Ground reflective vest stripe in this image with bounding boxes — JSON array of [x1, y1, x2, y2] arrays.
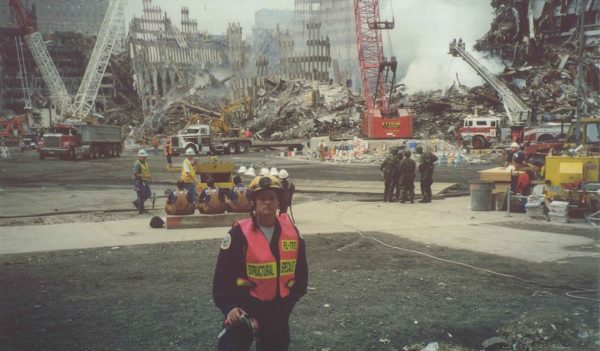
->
[[238, 213, 299, 301], [136, 160, 150, 180], [180, 159, 196, 183]]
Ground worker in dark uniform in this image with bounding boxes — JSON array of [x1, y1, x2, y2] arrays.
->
[[278, 169, 295, 214], [399, 150, 416, 204], [416, 146, 438, 203], [380, 148, 399, 202], [391, 149, 404, 202], [198, 177, 227, 214], [213, 175, 308, 351], [225, 175, 251, 213]]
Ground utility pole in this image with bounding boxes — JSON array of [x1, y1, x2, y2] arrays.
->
[[575, 0, 588, 144]]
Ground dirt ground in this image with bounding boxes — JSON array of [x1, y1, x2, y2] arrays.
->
[[0, 231, 597, 351]]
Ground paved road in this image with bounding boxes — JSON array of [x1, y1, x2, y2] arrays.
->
[[0, 148, 493, 188]]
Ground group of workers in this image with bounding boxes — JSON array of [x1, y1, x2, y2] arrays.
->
[[132, 147, 295, 216], [380, 146, 438, 203]]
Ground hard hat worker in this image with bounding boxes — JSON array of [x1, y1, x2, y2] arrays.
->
[[213, 175, 308, 351], [180, 148, 199, 204], [277, 169, 295, 214], [504, 142, 524, 168], [133, 149, 152, 214], [225, 175, 251, 213], [198, 177, 227, 214]]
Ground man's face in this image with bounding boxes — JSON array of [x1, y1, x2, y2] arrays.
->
[[511, 146, 518, 151], [255, 189, 279, 218], [138, 156, 147, 162]]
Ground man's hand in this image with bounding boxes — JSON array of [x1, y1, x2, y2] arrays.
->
[[224, 307, 248, 327]]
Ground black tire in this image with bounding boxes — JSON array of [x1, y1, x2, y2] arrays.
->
[[39, 152, 45, 160], [239, 142, 249, 153], [472, 136, 486, 149], [227, 143, 237, 154]]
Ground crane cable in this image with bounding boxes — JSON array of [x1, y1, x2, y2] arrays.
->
[[334, 201, 600, 302]]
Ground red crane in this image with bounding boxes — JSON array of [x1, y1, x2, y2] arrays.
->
[[354, 0, 413, 139]]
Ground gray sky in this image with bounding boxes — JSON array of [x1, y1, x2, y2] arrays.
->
[[125, 0, 499, 92], [125, 0, 293, 34]]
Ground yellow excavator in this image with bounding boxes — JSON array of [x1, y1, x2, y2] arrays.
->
[[186, 97, 252, 137]]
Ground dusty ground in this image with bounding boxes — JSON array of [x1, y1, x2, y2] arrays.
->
[[0, 149, 598, 350], [0, 232, 598, 351]]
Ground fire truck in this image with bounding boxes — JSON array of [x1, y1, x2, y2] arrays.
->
[[460, 115, 568, 149], [449, 40, 566, 149]]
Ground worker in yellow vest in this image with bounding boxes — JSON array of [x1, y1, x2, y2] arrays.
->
[[133, 149, 152, 214], [180, 148, 199, 204], [213, 175, 308, 350]]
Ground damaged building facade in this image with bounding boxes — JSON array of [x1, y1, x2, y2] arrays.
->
[[0, 0, 121, 114], [127, 0, 228, 113]]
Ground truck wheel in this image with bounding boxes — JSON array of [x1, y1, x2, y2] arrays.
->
[[39, 152, 45, 160], [227, 143, 237, 154], [239, 142, 249, 153], [472, 136, 486, 149]]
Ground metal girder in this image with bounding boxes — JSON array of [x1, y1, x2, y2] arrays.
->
[[24, 32, 71, 113], [354, 0, 386, 110], [72, 0, 124, 117]]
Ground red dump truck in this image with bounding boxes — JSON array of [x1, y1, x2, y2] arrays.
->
[[38, 123, 123, 160]]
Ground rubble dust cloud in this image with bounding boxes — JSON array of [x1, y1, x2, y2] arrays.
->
[[384, 0, 498, 93]]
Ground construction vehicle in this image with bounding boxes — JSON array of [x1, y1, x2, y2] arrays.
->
[[38, 123, 123, 160], [0, 115, 27, 145], [449, 40, 566, 149], [9, 0, 123, 121], [524, 117, 600, 157], [354, 0, 413, 139], [171, 98, 254, 155]]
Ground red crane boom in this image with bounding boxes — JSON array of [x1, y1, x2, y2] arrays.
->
[[354, 0, 413, 139]]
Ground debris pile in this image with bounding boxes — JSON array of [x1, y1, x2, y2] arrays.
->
[[248, 79, 362, 140], [474, 0, 600, 117]]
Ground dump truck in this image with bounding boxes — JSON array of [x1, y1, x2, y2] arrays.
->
[[38, 123, 123, 160]]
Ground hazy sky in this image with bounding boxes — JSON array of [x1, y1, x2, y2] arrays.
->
[[125, 0, 500, 92]]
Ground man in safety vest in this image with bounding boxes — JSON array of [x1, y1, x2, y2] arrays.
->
[[164, 137, 173, 166], [180, 148, 199, 204], [132, 149, 152, 214], [213, 175, 308, 351], [198, 177, 227, 214], [224, 175, 251, 213]]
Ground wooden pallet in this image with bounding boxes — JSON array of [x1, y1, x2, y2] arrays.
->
[[166, 212, 248, 229]]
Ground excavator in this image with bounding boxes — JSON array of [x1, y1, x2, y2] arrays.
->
[[186, 97, 253, 137]]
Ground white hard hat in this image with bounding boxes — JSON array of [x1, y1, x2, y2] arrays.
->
[[278, 169, 289, 179], [510, 142, 519, 148], [245, 167, 256, 177], [185, 148, 196, 155], [138, 149, 148, 157], [259, 167, 270, 176], [238, 165, 248, 174], [270, 167, 279, 176]]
